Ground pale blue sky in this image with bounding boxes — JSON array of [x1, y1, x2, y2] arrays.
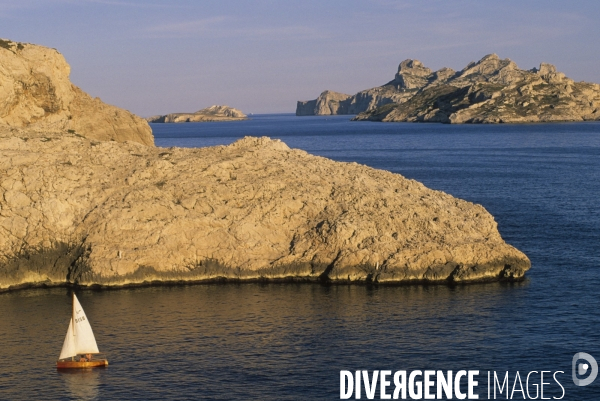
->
[[2, 0, 599, 115]]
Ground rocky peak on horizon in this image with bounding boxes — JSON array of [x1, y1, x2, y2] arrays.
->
[[536, 62, 557, 75], [393, 59, 433, 89], [353, 55, 600, 124], [297, 53, 598, 123], [390, 54, 530, 91], [450, 53, 527, 86]]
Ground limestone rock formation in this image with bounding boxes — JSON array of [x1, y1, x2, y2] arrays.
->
[[298, 53, 600, 124], [297, 86, 411, 116], [354, 55, 600, 123], [0, 39, 153, 145], [147, 105, 247, 123], [393, 59, 434, 89], [295, 58, 447, 116], [0, 128, 530, 289], [296, 91, 353, 116]]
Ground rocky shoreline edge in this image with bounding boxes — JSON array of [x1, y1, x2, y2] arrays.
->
[[0, 270, 528, 295], [1, 238, 528, 293]]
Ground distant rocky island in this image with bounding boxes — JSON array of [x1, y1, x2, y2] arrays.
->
[[0, 39, 530, 291], [147, 105, 247, 123], [297, 54, 600, 124]]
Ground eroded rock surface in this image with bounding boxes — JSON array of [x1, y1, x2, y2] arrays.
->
[[0, 129, 529, 288], [147, 105, 247, 123], [0, 39, 153, 145]]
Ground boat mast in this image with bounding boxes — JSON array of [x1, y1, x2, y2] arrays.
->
[[72, 292, 76, 361], [72, 292, 76, 336]]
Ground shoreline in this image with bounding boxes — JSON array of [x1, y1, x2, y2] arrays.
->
[[0, 274, 528, 294]]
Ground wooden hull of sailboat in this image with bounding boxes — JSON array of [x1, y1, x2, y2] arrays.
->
[[56, 359, 108, 369]]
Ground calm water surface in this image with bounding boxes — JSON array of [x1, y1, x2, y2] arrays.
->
[[1, 115, 599, 400]]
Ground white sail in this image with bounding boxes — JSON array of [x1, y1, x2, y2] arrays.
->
[[58, 294, 100, 360], [59, 319, 77, 360]]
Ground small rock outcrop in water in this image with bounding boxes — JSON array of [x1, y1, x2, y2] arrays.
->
[[298, 54, 600, 124], [0, 129, 529, 289], [0, 39, 153, 145], [147, 105, 247, 123]]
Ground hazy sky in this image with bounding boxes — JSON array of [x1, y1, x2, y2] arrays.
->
[[2, 0, 600, 115]]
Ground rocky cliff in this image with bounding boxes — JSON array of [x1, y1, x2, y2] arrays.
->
[[0, 39, 153, 145], [354, 55, 600, 123], [147, 105, 247, 123], [299, 54, 600, 124], [296, 87, 411, 116], [296, 59, 437, 116], [296, 91, 352, 115], [0, 128, 529, 289]]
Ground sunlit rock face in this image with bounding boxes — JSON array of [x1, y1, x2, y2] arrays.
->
[[0, 38, 153, 145], [0, 131, 529, 288]]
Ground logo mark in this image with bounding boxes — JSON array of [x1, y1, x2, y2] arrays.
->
[[572, 352, 598, 386]]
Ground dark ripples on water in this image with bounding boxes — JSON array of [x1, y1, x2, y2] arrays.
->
[[1, 115, 599, 400]]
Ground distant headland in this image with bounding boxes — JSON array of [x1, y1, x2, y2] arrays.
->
[[146, 105, 247, 123], [0, 39, 530, 291], [297, 54, 600, 124]]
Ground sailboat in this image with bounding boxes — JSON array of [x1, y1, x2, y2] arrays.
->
[[56, 293, 108, 369]]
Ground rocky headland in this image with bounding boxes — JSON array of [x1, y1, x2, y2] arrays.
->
[[147, 105, 247, 123], [0, 130, 530, 289], [0, 40, 530, 290], [298, 54, 600, 124]]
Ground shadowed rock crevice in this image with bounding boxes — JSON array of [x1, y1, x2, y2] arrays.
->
[[0, 240, 91, 287], [318, 251, 342, 282]]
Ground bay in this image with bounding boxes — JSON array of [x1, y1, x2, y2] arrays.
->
[[1, 115, 599, 399]]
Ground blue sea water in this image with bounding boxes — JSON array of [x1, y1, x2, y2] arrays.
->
[[0, 115, 599, 400]]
